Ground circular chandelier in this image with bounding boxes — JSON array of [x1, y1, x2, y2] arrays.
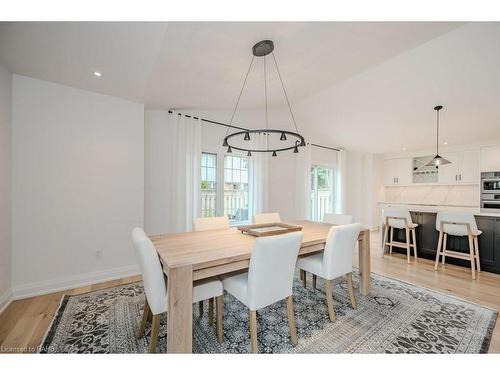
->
[[223, 40, 306, 157]]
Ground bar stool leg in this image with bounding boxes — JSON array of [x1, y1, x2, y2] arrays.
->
[[468, 234, 476, 280], [382, 224, 389, 256], [474, 236, 481, 272], [442, 234, 448, 265], [405, 227, 411, 264], [389, 227, 394, 254], [411, 228, 418, 260], [434, 231, 443, 270]]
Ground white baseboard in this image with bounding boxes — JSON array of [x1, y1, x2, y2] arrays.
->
[[0, 288, 13, 314], [12, 264, 140, 300]]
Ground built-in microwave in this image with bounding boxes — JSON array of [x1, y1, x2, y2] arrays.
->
[[481, 172, 500, 194], [481, 172, 500, 211]]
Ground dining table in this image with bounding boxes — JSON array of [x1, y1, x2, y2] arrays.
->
[[149, 220, 371, 353]]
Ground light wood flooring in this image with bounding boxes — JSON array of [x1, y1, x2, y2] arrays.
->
[[1, 231, 499, 353]]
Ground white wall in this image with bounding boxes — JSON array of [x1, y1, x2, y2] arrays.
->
[[11, 75, 144, 298], [0, 64, 12, 311]]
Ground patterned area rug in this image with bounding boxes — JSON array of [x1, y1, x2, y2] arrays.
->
[[40, 272, 497, 353]]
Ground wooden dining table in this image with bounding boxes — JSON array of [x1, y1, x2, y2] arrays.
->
[[149, 220, 371, 353]]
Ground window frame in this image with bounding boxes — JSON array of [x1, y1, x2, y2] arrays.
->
[[310, 164, 336, 222], [200, 148, 252, 226]]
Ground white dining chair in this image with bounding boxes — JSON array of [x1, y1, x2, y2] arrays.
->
[[192, 216, 230, 323], [434, 211, 482, 280], [382, 207, 418, 263], [253, 212, 281, 224], [222, 231, 303, 353], [131, 228, 224, 352], [192, 216, 229, 232], [323, 213, 354, 225], [297, 223, 362, 322]]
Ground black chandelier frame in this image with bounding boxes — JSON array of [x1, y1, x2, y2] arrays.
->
[[223, 39, 306, 157]]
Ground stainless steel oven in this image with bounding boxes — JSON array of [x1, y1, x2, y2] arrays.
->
[[481, 172, 500, 211]]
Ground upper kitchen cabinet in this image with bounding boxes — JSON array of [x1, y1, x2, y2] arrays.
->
[[383, 158, 412, 186], [481, 145, 500, 172], [437, 149, 479, 184]]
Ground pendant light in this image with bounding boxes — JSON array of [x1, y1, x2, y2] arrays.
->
[[425, 105, 451, 168]]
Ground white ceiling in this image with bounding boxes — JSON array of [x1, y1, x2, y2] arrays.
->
[[0, 22, 461, 110], [1, 21, 498, 154]]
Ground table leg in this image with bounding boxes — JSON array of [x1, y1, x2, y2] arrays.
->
[[358, 229, 371, 296], [167, 264, 193, 353]]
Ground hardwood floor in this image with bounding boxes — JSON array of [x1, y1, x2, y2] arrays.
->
[[0, 231, 498, 353]]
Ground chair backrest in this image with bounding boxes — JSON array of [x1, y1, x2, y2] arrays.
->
[[323, 213, 354, 225], [247, 231, 303, 310], [253, 212, 281, 225], [193, 216, 229, 232], [383, 207, 413, 229], [435, 211, 478, 236], [131, 228, 167, 315], [322, 223, 362, 280]]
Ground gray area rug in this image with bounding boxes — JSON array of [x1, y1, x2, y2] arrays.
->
[[40, 272, 497, 353]]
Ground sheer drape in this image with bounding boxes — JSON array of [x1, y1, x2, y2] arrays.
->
[[165, 112, 202, 233], [249, 133, 269, 218], [335, 149, 347, 214], [294, 144, 312, 220]]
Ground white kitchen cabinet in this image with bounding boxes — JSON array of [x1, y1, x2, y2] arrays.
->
[[383, 158, 412, 185], [481, 145, 500, 172], [437, 150, 479, 184]]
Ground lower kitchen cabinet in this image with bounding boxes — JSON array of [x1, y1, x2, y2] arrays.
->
[[388, 212, 500, 274]]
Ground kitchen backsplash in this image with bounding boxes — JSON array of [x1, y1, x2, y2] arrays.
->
[[384, 185, 480, 207]]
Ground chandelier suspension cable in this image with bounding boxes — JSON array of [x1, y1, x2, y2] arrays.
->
[[264, 55, 269, 150], [226, 55, 255, 137], [436, 108, 440, 155], [271, 51, 299, 134]]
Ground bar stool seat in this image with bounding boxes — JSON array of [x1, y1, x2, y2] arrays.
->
[[434, 211, 482, 280], [382, 207, 418, 264]]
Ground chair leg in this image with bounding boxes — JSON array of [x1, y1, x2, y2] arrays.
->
[[442, 234, 448, 265], [468, 234, 476, 280], [382, 224, 389, 256], [149, 314, 161, 353], [346, 272, 357, 309], [216, 295, 223, 344], [198, 301, 204, 317], [411, 228, 418, 260], [474, 236, 481, 272], [249, 310, 258, 353], [324, 279, 336, 322], [300, 270, 307, 288], [208, 298, 214, 325], [405, 227, 411, 264], [286, 296, 298, 346], [434, 231, 443, 270], [312, 274, 317, 289], [389, 227, 394, 254], [138, 299, 151, 339]]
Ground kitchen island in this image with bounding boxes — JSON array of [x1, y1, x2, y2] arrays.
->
[[378, 203, 500, 274]]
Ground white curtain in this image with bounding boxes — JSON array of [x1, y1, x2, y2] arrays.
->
[[294, 144, 312, 220], [335, 149, 347, 214], [249, 133, 269, 219], [165, 111, 202, 233]]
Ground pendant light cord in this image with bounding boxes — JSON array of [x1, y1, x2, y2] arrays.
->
[[436, 108, 440, 155], [264, 55, 269, 150]]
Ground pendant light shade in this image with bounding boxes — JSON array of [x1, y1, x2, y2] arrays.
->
[[244, 132, 251, 141], [425, 105, 451, 168]]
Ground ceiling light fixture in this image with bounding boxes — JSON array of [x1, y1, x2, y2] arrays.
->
[[222, 40, 305, 157], [93, 71, 102, 77], [425, 105, 451, 168]]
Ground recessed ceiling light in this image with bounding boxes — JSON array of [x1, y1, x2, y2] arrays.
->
[[93, 71, 102, 77], [443, 141, 448, 145]]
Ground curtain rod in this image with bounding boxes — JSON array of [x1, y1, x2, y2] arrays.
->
[[167, 110, 342, 152]]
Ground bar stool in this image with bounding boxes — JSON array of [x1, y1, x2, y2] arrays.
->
[[434, 211, 481, 280], [382, 207, 418, 263]]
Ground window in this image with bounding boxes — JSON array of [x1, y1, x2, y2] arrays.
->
[[310, 165, 335, 222], [224, 155, 249, 224], [200, 152, 251, 224], [200, 153, 217, 217]]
